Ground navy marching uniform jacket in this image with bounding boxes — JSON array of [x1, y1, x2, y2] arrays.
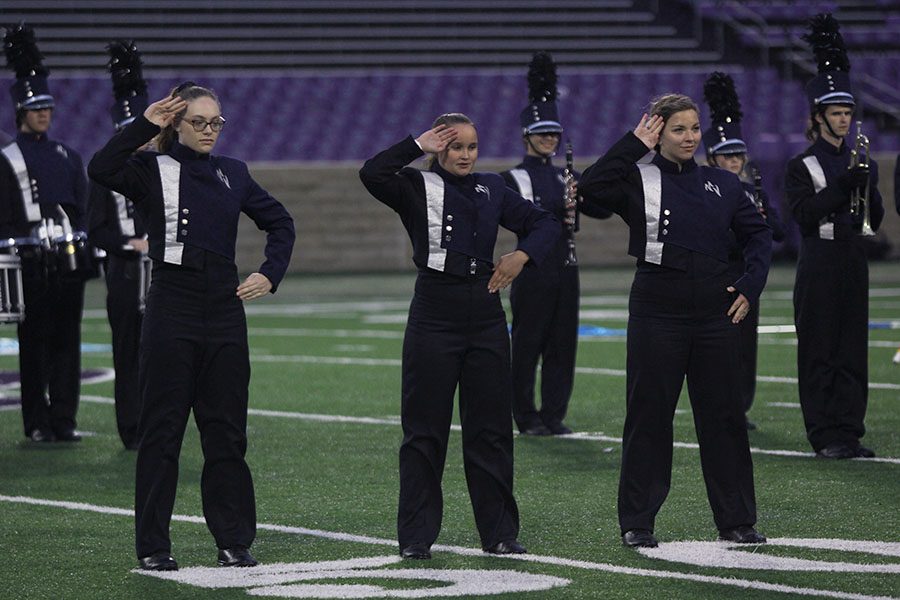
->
[[581, 132, 771, 303], [88, 115, 294, 290]]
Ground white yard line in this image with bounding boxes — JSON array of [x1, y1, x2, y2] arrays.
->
[[0, 494, 894, 600]]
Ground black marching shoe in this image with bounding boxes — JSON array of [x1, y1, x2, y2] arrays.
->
[[217, 546, 258, 567], [54, 428, 82, 442], [138, 552, 179, 571], [545, 422, 574, 436], [484, 539, 527, 555], [400, 544, 432, 560], [29, 428, 55, 443], [622, 529, 658, 548], [815, 442, 856, 459], [520, 424, 552, 436], [718, 525, 767, 544], [854, 445, 876, 458]]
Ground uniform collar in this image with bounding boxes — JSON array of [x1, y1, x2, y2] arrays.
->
[[652, 152, 697, 174], [170, 140, 212, 162], [522, 154, 554, 167], [813, 135, 848, 156], [431, 162, 475, 190], [16, 131, 47, 143]]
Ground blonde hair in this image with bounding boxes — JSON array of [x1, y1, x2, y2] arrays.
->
[[155, 83, 220, 153], [424, 112, 476, 169]]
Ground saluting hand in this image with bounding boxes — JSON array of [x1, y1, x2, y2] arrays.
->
[[726, 286, 751, 324], [143, 96, 188, 128], [237, 272, 272, 301], [634, 113, 664, 150], [488, 250, 529, 293], [416, 124, 458, 154]]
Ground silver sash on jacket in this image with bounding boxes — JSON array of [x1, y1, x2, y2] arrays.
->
[[420, 171, 447, 272], [507, 168, 534, 202], [637, 163, 664, 265], [113, 191, 136, 237], [801, 155, 833, 240], [157, 155, 184, 265], [1, 142, 42, 222]]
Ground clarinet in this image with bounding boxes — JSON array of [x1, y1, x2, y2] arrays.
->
[[563, 141, 577, 267], [750, 164, 765, 214]]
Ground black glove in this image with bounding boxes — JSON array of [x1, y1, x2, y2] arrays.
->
[[837, 166, 869, 193]]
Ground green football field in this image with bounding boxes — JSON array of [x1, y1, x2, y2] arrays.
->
[[0, 264, 897, 599]]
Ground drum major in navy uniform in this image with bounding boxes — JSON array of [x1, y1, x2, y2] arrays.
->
[[501, 51, 611, 437], [87, 40, 151, 450], [359, 113, 559, 560], [88, 84, 295, 571], [1, 24, 90, 444], [579, 94, 772, 549], [785, 14, 884, 459]]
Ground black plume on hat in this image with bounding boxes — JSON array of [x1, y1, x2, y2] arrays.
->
[[802, 13, 850, 74], [106, 40, 148, 128], [4, 23, 47, 78], [4, 22, 54, 111], [802, 13, 854, 107], [703, 72, 742, 125], [527, 51, 557, 104], [520, 51, 563, 135]]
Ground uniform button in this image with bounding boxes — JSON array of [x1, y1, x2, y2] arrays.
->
[[33, 192, 39, 199], [664, 209, 670, 216], [663, 219, 669, 225], [30, 179, 36, 185], [535, 196, 541, 202], [445, 225, 452, 231], [662, 229, 668, 235], [447, 214, 453, 221], [181, 219, 188, 225], [182, 208, 189, 215], [444, 234, 451, 241], [180, 229, 187, 235]]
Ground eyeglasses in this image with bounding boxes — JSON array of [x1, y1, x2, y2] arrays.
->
[[184, 116, 226, 133]]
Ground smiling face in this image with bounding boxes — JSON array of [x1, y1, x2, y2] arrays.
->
[[176, 96, 222, 154], [657, 109, 700, 164], [526, 132, 560, 157], [438, 124, 478, 177]]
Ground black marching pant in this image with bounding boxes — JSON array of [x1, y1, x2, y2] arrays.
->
[[134, 255, 255, 559], [510, 265, 579, 430], [398, 271, 519, 550], [18, 269, 85, 437], [618, 257, 757, 534], [105, 254, 143, 448], [794, 237, 869, 451], [737, 309, 759, 414]]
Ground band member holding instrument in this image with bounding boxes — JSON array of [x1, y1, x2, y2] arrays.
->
[[702, 72, 785, 430], [87, 41, 150, 450], [359, 112, 558, 560], [1, 24, 88, 444], [579, 94, 771, 549], [89, 83, 295, 570], [502, 52, 610, 436], [786, 14, 884, 459]]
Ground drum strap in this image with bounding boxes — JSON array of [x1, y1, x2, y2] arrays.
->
[[1, 143, 42, 223]]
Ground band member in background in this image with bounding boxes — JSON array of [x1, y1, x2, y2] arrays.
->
[[502, 52, 611, 436], [580, 94, 771, 549], [1, 24, 88, 443], [359, 113, 559, 560], [785, 14, 884, 459], [702, 72, 785, 431], [89, 84, 295, 571], [88, 41, 150, 450]]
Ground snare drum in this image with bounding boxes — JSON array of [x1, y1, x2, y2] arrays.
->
[[138, 254, 152, 314], [0, 237, 41, 323]]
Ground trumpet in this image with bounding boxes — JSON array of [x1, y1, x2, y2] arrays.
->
[[563, 141, 577, 267], [848, 120, 875, 237]]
